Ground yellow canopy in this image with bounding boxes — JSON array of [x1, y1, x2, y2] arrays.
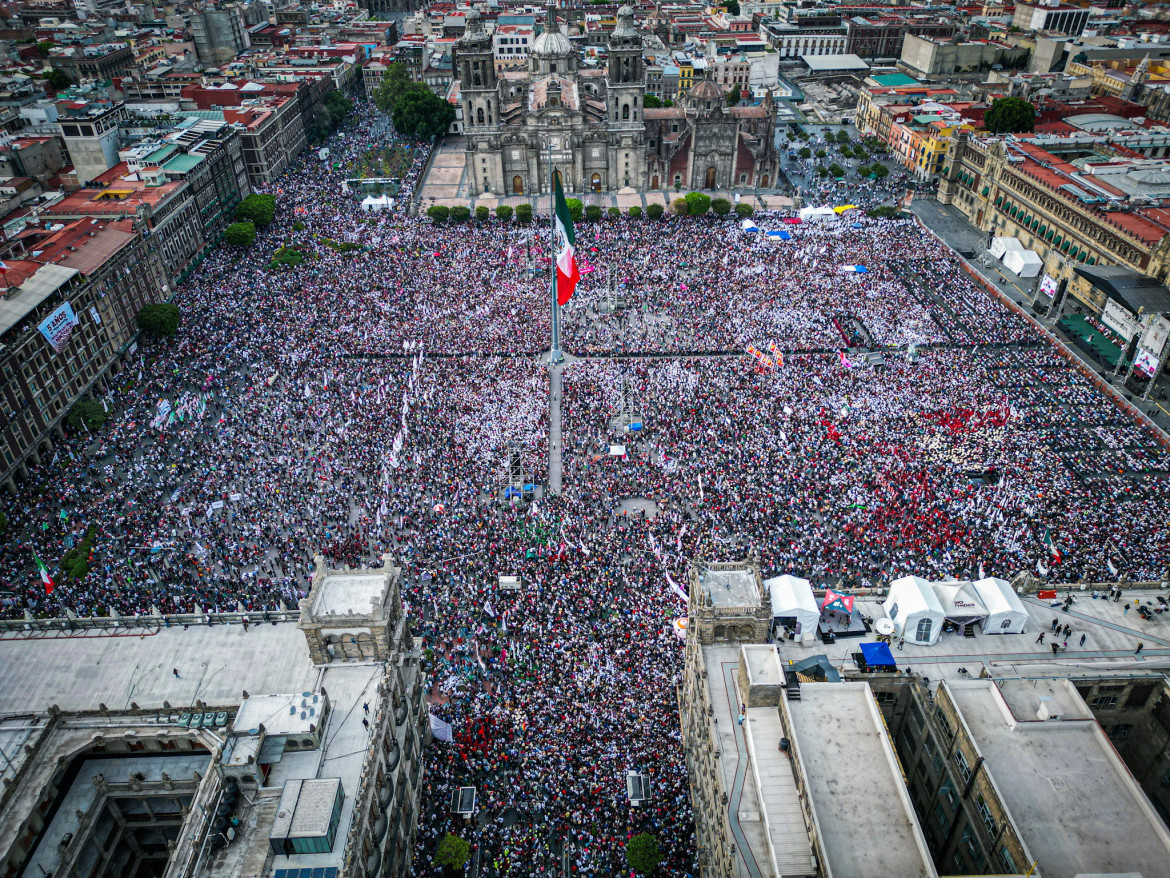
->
[[833, 204, 858, 213]]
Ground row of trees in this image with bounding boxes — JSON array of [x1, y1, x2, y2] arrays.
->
[[433, 832, 663, 875], [224, 193, 279, 248], [427, 196, 755, 224], [371, 63, 456, 141]]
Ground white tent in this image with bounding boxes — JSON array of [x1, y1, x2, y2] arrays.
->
[[989, 236, 1023, 260], [799, 206, 837, 223], [883, 576, 946, 645], [932, 581, 988, 625], [764, 575, 820, 643], [972, 577, 1028, 634], [360, 194, 393, 212], [1003, 248, 1042, 278]]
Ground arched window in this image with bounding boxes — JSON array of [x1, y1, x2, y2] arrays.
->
[[622, 103, 630, 121], [476, 107, 485, 124]]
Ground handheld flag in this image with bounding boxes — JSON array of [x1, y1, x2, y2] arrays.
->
[[769, 342, 783, 368], [34, 555, 54, 595], [552, 174, 579, 306], [1043, 527, 1062, 563]]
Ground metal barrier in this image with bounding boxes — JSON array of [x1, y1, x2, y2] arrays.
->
[[0, 610, 300, 634]]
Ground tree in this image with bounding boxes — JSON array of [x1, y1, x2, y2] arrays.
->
[[835, 129, 851, 144], [66, 399, 107, 433], [59, 525, 97, 581], [427, 204, 450, 222], [646, 202, 665, 220], [985, 96, 1036, 134], [672, 197, 688, 215], [839, 145, 853, 159], [434, 833, 471, 873], [815, 148, 827, 159], [735, 202, 754, 218], [867, 205, 898, 218], [372, 63, 413, 115], [726, 88, 741, 106], [685, 191, 711, 216], [798, 147, 812, 159], [857, 164, 871, 177], [607, 206, 621, 219], [268, 247, 304, 270], [392, 85, 456, 141], [628, 205, 643, 218], [223, 221, 256, 247], [626, 833, 663, 875], [829, 163, 845, 178], [815, 166, 829, 178], [475, 205, 490, 222], [711, 197, 731, 216], [450, 205, 471, 222], [585, 205, 603, 221], [643, 94, 664, 108], [496, 204, 513, 221], [515, 203, 533, 223], [724, 0, 740, 12], [871, 163, 889, 179], [35, 40, 53, 57], [46, 68, 71, 90], [136, 303, 180, 337], [565, 198, 584, 223], [236, 193, 276, 228]]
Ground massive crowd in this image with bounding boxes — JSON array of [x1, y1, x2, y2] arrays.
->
[[1, 97, 1169, 874]]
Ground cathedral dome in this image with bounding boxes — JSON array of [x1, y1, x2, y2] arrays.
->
[[689, 79, 724, 103], [532, 27, 573, 57]]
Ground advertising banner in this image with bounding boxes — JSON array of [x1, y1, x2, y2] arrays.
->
[[37, 302, 80, 353]]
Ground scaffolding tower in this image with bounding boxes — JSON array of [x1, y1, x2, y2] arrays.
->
[[497, 442, 536, 503]]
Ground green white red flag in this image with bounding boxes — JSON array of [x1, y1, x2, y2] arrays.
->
[[553, 174, 579, 306], [34, 554, 53, 594], [1043, 527, 1061, 563]]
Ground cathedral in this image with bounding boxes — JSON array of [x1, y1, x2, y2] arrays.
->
[[457, 4, 779, 197]]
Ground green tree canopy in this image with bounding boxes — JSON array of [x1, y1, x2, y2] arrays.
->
[[985, 96, 1036, 134], [565, 198, 584, 222], [835, 129, 851, 143], [391, 85, 456, 140], [646, 202, 665, 219], [685, 191, 711, 216], [626, 833, 664, 875], [434, 834, 471, 872], [672, 197, 688, 215], [450, 205, 471, 222], [496, 204, 513, 221], [724, 0, 740, 13], [871, 163, 889, 179], [427, 204, 450, 222], [371, 63, 413, 115], [475, 205, 490, 221], [867, 205, 898, 218], [515, 203, 533, 223], [585, 204, 603, 222], [829, 163, 845, 178], [223, 221, 256, 247], [136, 303, 180, 337], [628, 205, 643, 218], [66, 399, 108, 433], [798, 147, 812, 159], [607, 206, 621, 218], [46, 68, 70, 90], [711, 197, 732, 216], [726, 88, 741, 106], [735, 202, 754, 218], [236, 193, 276, 228]]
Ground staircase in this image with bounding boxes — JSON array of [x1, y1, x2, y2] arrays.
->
[[784, 666, 802, 701]]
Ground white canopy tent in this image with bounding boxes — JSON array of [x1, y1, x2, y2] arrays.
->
[[360, 194, 394, 211], [972, 577, 1028, 634], [883, 576, 946, 645], [932, 581, 988, 626], [1003, 248, 1042, 278], [799, 206, 837, 223], [764, 575, 820, 643]]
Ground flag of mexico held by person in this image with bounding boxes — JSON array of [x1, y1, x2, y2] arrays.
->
[[34, 554, 54, 594], [1042, 527, 1062, 563], [553, 173, 580, 306]]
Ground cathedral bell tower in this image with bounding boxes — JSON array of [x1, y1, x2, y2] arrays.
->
[[607, 5, 644, 126], [459, 8, 497, 127]]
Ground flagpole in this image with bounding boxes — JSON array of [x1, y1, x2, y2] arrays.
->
[[548, 140, 561, 364]]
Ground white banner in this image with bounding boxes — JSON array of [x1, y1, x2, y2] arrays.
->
[[429, 713, 453, 742]]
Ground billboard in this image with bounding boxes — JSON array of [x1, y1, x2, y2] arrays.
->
[[37, 302, 80, 353], [1038, 274, 1059, 299], [1133, 348, 1160, 379]]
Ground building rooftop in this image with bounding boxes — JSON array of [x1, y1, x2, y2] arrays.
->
[[788, 683, 937, 878], [802, 52, 869, 71], [700, 566, 760, 608], [311, 570, 389, 617], [0, 262, 78, 338], [946, 679, 1170, 878]]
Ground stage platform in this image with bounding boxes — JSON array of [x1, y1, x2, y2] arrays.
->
[[818, 613, 872, 643]]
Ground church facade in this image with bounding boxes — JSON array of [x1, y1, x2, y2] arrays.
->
[[457, 5, 779, 197]]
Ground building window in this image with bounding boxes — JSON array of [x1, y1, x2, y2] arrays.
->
[[1109, 723, 1133, 739], [1093, 694, 1118, 710], [998, 846, 1016, 874], [955, 749, 971, 782], [977, 795, 995, 833]]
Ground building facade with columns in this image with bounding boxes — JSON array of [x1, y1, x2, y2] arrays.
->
[[457, 4, 777, 196]]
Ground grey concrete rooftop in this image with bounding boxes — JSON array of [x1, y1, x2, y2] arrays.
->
[[701, 567, 760, 608], [787, 683, 937, 878], [946, 678, 1170, 878]]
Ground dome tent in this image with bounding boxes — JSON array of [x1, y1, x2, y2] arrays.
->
[[972, 577, 1028, 634], [764, 575, 819, 643], [883, 576, 946, 645]]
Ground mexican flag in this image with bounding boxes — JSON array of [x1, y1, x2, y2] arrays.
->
[[1043, 527, 1062, 563], [553, 174, 579, 306], [34, 554, 54, 594]]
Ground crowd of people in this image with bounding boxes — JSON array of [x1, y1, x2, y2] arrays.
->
[[1, 96, 1168, 873]]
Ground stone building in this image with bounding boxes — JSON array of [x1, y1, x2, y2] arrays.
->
[[685, 553, 772, 645], [457, 4, 777, 196], [299, 554, 411, 663]]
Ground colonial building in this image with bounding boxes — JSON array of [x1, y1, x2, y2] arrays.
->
[[457, 4, 777, 196]]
